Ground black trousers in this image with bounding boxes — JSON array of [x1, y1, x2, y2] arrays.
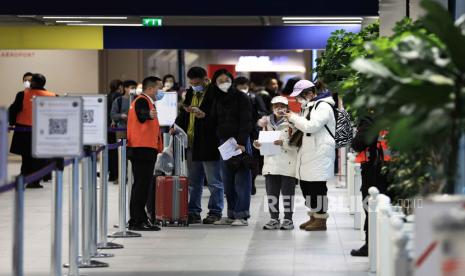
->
[[361, 162, 389, 243], [108, 131, 119, 181], [265, 175, 296, 220], [299, 180, 328, 214], [21, 155, 48, 186], [129, 157, 156, 225]]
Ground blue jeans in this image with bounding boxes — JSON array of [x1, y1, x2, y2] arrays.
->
[[220, 138, 252, 220], [187, 149, 224, 216]]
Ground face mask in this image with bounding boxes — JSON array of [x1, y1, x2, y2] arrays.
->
[[129, 88, 136, 95], [273, 108, 287, 116], [136, 88, 143, 95], [239, 88, 249, 94], [192, 85, 204, 93], [218, 82, 232, 93], [155, 90, 165, 101], [24, 81, 30, 89], [164, 82, 174, 89]]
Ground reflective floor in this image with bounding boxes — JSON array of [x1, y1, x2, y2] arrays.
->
[[0, 161, 369, 276]]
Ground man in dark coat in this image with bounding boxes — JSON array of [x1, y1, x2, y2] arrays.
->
[[350, 115, 389, 257], [172, 67, 224, 225]]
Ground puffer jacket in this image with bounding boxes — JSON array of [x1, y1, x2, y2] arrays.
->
[[288, 95, 336, 182], [255, 115, 298, 178]]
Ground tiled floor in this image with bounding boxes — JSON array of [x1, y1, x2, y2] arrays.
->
[[0, 161, 369, 276]]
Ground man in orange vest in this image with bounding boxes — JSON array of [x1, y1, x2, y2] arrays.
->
[[127, 76, 164, 231], [9, 73, 56, 188], [351, 116, 391, 257]]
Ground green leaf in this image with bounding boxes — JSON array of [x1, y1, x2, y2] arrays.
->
[[421, 0, 465, 71]]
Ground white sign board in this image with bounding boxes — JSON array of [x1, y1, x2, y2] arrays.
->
[[32, 97, 83, 158], [155, 92, 178, 127], [0, 107, 7, 185], [80, 95, 107, 145]]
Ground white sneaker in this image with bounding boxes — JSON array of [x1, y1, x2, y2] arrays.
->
[[231, 219, 248, 226], [263, 219, 280, 230], [213, 217, 235, 225], [280, 219, 294, 230]]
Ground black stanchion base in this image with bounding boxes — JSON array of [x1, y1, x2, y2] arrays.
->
[[92, 251, 114, 258], [98, 242, 124, 249], [64, 259, 109, 268], [108, 230, 141, 238]]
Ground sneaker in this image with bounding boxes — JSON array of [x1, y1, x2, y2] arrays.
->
[[263, 219, 280, 230], [280, 219, 294, 230], [231, 219, 248, 226], [214, 217, 235, 225], [203, 214, 222, 224], [188, 213, 202, 224]]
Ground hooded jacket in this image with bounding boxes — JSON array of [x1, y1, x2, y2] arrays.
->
[[288, 95, 336, 182]]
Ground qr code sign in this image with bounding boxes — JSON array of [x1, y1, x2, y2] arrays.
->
[[83, 110, 94, 123], [49, 119, 68, 135]]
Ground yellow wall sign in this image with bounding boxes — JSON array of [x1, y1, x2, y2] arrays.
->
[[0, 26, 103, 49]]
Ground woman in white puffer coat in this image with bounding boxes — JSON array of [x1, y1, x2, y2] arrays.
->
[[254, 96, 298, 231], [285, 80, 336, 232]]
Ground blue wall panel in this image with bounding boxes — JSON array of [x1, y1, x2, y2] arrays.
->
[[103, 26, 361, 49]]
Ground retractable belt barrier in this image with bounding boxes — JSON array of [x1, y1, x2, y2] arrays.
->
[[2, 126, 130, 276]]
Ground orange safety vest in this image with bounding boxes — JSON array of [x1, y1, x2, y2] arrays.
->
[[127, 94, 163, 151], [15, 88, 56, 126], [355, 130, 391, 163], [285, 96, 302, 113]]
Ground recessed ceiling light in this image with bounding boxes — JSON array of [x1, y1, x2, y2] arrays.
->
[[43, 16, 128, 20], [283, 21, 362, 24], [282, 17, 363, 21], [67, 23, 142, 26], [55, 21, 87, 23]]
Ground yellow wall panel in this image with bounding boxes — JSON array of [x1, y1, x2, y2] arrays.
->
[[0, 26, 103, 49]]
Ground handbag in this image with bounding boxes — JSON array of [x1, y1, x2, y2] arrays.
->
[[225, 153, 253, 171]]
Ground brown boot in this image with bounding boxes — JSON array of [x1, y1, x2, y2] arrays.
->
[[299, 212, 315, 230], [305, 213, 328, 231]]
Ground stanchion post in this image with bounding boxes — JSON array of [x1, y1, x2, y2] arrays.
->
[[354, 165, 362, 230], [51, 159, 64, 276], [74, 153, 108, 268], [64, 157, 80, 275], [98, 146, 123, 249], [109, 139, 141, 238], [12, 175, 24, 276], [368, 186, 380, 273], [89, 149, 113, 258]]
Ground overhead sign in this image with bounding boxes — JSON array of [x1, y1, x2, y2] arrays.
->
[[0, 107, 7, 185], [155, 92, 178, 127], [80, 95, 107, 145], [32, 97, 83, 158], [142, 18, 162, 27]]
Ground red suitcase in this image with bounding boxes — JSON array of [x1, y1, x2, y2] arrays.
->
[[155, 128, 189, 227], [155, 176, 189, 226]]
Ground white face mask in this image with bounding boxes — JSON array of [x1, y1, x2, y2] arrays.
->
[[24, 81, 30, 89], [129, 88, 136, 95], [218, 82, 232, 93], [239, 88, 249, 94], [136, 88, 143, 95]]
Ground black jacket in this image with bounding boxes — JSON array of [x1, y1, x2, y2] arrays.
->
[[174, 86, 220, 161], [9, 91, 31, 156], [247, 92, 267, 140], [352, 116, 388, 192], [212, 87, 253, 146]]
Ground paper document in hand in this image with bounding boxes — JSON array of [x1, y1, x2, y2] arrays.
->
[[218, 137, 242, 161], [258, 131, 282, 156]]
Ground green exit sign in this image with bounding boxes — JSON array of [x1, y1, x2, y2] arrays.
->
[[142, 18, 162, 27]]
